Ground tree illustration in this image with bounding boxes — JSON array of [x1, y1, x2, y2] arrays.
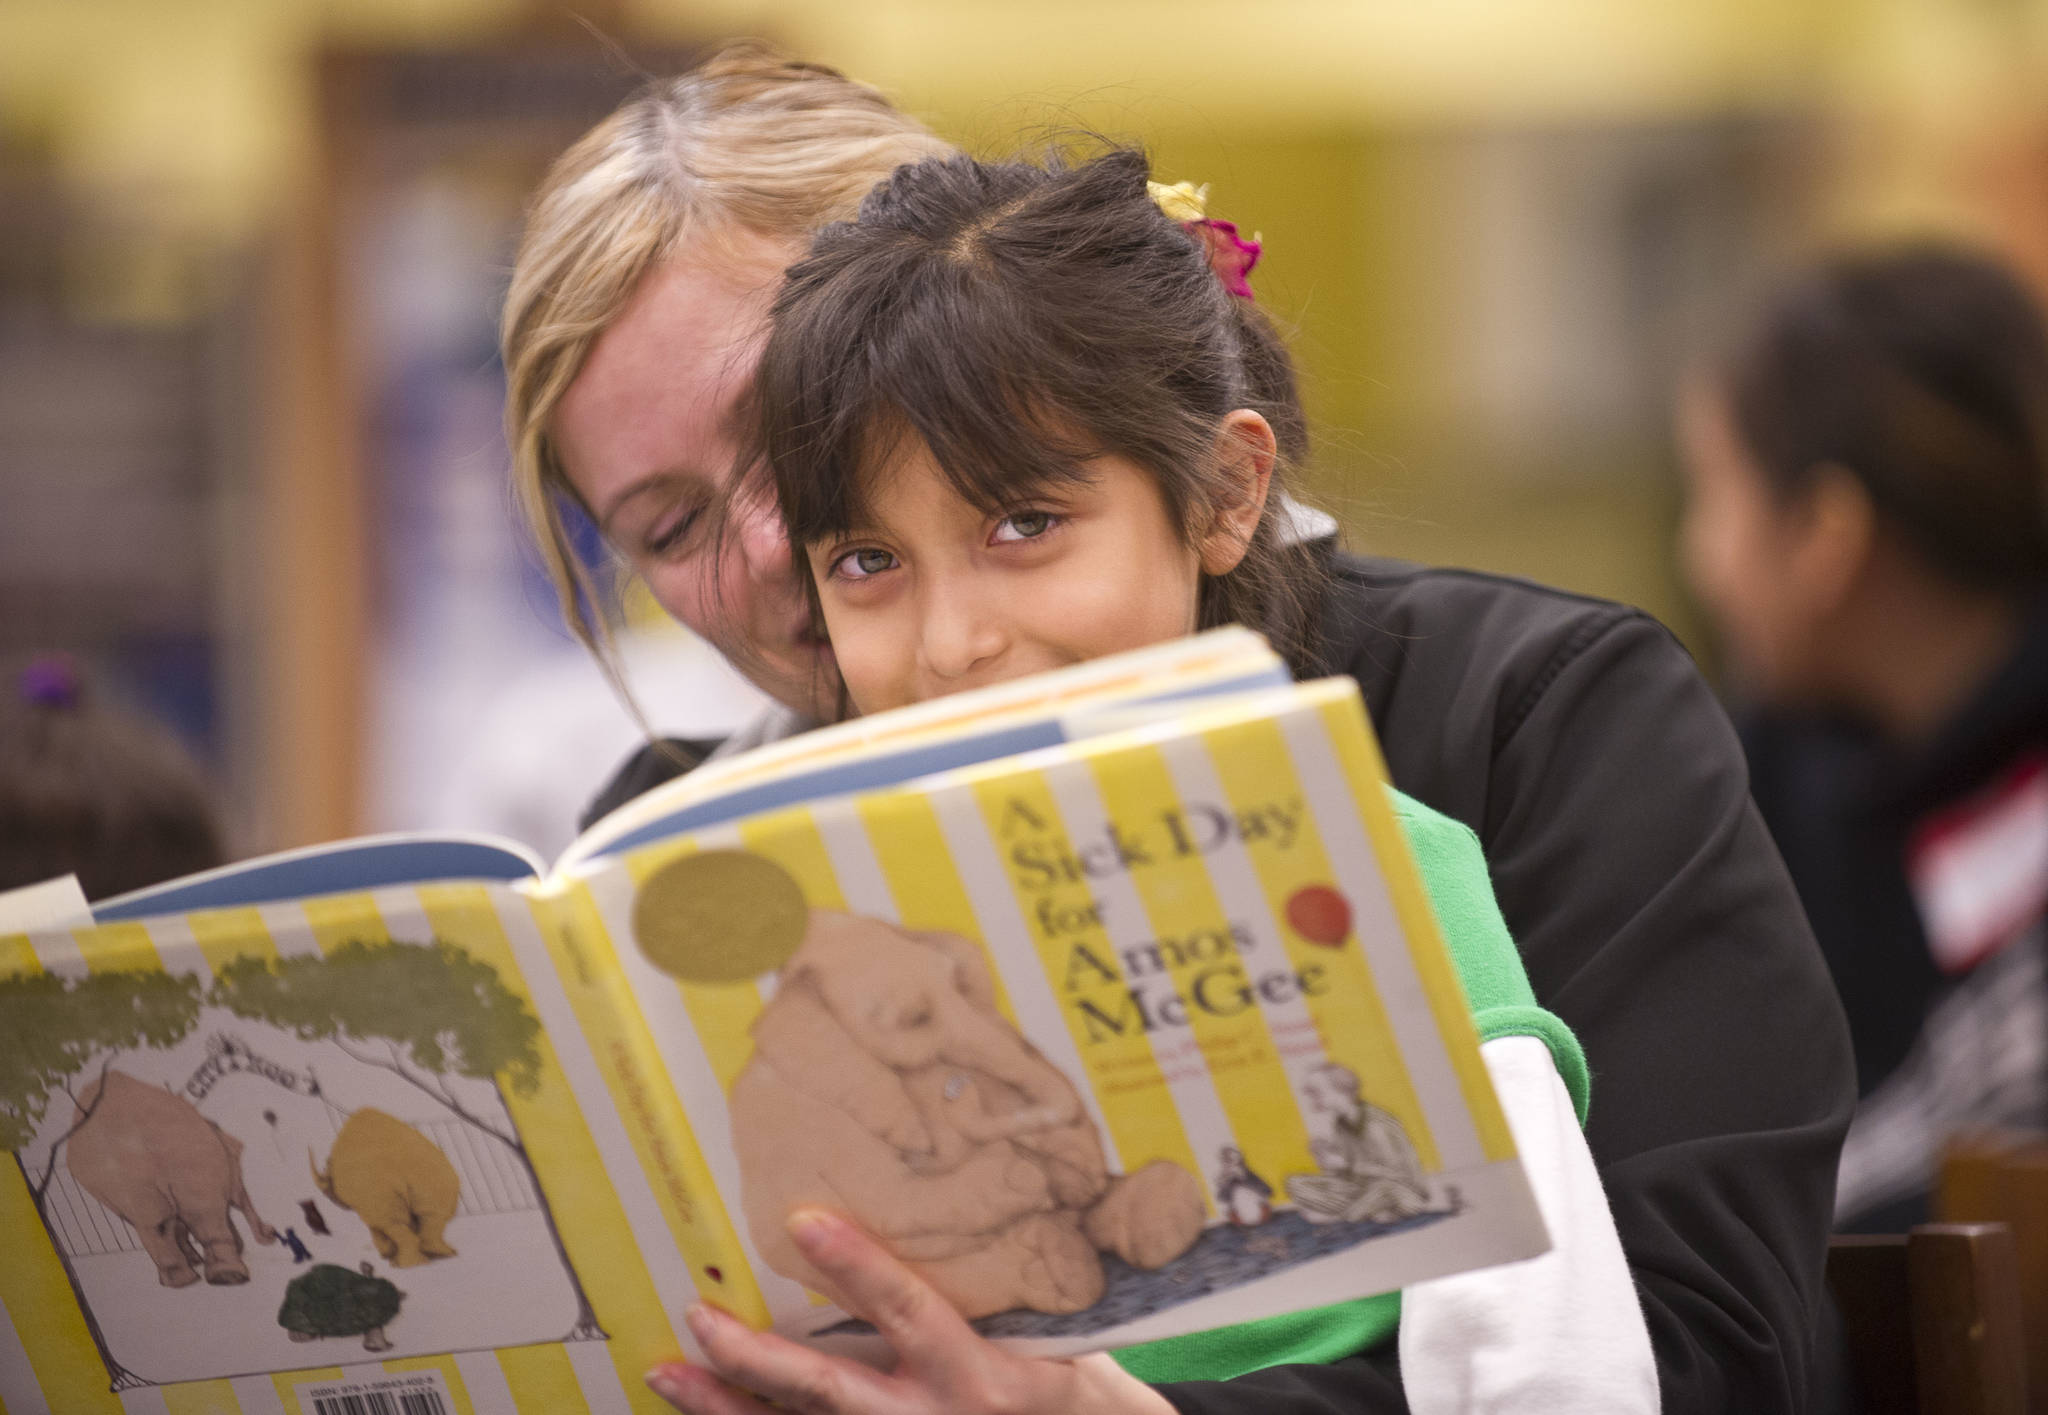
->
[[3, 938, 602, 1342], [209, 939, 543, 1149], [0, 969, 204, 1198], [208, 939, 602, 1337]]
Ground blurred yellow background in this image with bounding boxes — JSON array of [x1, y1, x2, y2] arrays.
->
[[5, 0, 2048, 851]]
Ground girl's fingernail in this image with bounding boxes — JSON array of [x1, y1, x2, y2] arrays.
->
[[645, 1366, 687, 1405], [787, 1207, 838, 1255], [684, 1304, 723, 1344]]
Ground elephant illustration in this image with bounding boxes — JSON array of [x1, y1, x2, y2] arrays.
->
[[310, 1108, 460, 1268], [730, 912, 1206, 1319], [64, 1069, 277, 1288]]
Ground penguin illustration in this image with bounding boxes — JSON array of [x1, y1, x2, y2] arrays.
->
[[1215, 1146, 1274, 1226], [281, 1227, 313, 1263]]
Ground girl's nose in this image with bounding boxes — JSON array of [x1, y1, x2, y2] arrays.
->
[[918, 581, 1008, 683]]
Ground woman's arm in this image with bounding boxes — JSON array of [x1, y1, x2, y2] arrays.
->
[[1471, 613, 1853, 1411], [1269, 568, 1858, 1414]]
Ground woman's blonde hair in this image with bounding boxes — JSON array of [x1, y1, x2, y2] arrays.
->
[[500, 41, 952, 679]]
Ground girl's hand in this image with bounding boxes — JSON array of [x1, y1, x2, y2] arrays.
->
[[645, 1208, 1176, 1415]]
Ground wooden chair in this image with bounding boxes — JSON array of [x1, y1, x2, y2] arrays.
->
[[1942, 1131, 2048, 1410], [1827, 1223, 2029, 1415]]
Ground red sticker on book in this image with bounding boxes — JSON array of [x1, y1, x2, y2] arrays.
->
[[1286, 885, 1351, 946]]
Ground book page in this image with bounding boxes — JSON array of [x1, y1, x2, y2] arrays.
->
[[0, 880, 715, 1413], [0, 874, 92, 932]]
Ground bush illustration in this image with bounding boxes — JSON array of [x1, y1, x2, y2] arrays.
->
[[277, 1262, 404, 1352]]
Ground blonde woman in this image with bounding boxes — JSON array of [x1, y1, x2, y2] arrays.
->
[[503, 44, 947, 746], [503, 43, 1850, 1415]]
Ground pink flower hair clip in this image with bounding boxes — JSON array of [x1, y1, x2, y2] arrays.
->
[[1149, 180, 1263, 301]]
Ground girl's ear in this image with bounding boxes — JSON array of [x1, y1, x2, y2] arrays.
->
[[1200, 409, 1277, 576]]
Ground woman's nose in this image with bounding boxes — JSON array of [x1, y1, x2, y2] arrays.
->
[[731, 494, 793, 583]]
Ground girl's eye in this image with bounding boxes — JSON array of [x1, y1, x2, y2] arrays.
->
[[832, 546, 899, 581], [992, 510, 1060, 543]]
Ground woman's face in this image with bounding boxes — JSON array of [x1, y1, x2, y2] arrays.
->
[[1677, 382, 1828, 703], [803, 440, 1208, 714], [553, 235, 834, 718]]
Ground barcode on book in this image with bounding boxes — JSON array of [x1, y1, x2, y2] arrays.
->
[[310, 1397, 445, 1415], [295, 1369, 454, 1415]]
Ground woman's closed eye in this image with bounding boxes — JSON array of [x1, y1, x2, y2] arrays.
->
[[643, 502, 706, 558], [990, 509, 1062, 544]]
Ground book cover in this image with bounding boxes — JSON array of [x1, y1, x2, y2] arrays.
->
[[0, 654, 1546, 1414], [559, 677, 1544, 1364]]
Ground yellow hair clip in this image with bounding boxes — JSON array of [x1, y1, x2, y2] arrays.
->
[[1148, 180, 1210, 224], [1148, 178, 1263, 300]]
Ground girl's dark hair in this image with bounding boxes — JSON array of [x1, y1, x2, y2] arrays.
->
[[0, 660, 226, 900], [752, 146, 1325, 678], [1725, 245, 2048, 594]]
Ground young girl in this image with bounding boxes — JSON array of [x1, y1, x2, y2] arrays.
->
[[1681, 247, 2048, 1232], [646, 149, 1662, 1415]]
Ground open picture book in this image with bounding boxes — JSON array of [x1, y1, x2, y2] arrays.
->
[[0, 628, 1549, 1415]]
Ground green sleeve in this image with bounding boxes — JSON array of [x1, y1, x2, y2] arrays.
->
[[1389, 787, 1588, 1124]]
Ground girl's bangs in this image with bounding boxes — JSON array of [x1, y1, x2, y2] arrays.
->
[[830, 297, 1106, 533]]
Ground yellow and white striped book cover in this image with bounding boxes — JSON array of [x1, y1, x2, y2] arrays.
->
[[559, 675, 1547, 1365], [0, 879, 698, 1415], [0, 674, 1546, 1413]]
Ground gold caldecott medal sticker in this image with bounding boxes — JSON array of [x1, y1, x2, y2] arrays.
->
[[631, 850, 809, 983]]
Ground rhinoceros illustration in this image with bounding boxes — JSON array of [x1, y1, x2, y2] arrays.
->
[[310, 1109, 459, 1268]]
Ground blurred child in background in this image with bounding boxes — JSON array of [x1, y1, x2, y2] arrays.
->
[[0, 655, 227, 900], [1680, 245, 2048, 1230]]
